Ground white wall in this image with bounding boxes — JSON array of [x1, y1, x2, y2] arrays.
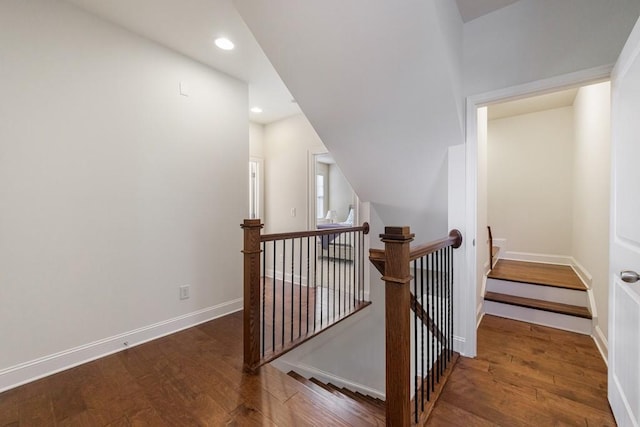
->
[[0, 0, 247, 384], [262, 114, 325, 233], [249, 122, 265, 158], [463, 0, 640, 96], [488, 107, 574, 256], [572, 82, 611, 339], [328, 164, 354, 222]]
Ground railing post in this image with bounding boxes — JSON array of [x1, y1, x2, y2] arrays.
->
[[241, 219, 263, 373], [380, 226, 414, 426]]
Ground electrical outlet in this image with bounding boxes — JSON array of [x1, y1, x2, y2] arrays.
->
[[179, 285, 190, 300]]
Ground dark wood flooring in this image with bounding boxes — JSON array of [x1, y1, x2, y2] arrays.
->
[[0, 313, 614, 426], [488, 260, 587, 290], [428, 315, 614, 426]]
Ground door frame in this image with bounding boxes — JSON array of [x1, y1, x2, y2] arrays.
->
[[463, 64, 613, 357]]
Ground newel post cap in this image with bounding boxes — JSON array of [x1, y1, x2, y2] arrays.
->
[[379, 226, 415, 243]]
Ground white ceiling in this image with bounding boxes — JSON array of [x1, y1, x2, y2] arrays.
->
[[488, 88, 579, 120], [63, 0, 300, 124], [62, 0, 520, 125], [455, 0, 520, 22]]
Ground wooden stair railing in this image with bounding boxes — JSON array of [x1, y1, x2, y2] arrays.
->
[[242, 219, 371, 373], [370, 226, 462, 426], [488, 226, 499, 270]]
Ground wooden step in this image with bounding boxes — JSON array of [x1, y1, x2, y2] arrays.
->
[[287, 371, 385, 425], [484, 291, 592, 319], [488, 260, 586, 291], [325, 382, 385, 415]]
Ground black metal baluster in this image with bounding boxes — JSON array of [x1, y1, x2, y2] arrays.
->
[[420, 255, 425, 410], [282, 240, 286, 348], [320, 237, 324, 328], [306, 236, 310, 335], [332, 236, 336, 322], [430, 252, 435, 393], [272, 241, 276, 352], [449, 246, 454, 357], [436, 249, 441, 381], [299, 237, 302, 338], [291, 239, 295, 342], [262, 241, 266, 358], [416, 261, 422, 424], [437, 248, 442, 374]]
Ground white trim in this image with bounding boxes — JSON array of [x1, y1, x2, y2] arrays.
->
[[270, 359, 386, 400], [0, 298, 243, 393], [453, 335, 467, 355], [476, 304, 485, 328], [484, 301, 592, 335], [571, 258, 593, 287], [502, 251, 573, 266], [592, 324, 609, 365]]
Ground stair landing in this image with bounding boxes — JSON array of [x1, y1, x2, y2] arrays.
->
[[488, 259, 586, 290]]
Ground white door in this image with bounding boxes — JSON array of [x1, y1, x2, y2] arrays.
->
[[609, 16, 640, 426]]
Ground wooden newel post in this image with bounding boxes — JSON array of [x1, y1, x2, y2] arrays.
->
[[241, 219, 263, 373], [380, 226, 414, 427]]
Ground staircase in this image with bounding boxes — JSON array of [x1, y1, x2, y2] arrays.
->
[[287, 371, 386, 426], [484, 259, 593, 334]]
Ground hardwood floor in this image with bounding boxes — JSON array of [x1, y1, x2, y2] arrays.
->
[[0, 313, 614, 426], [488, 260, 587, 290], [428, 315, 614, 426]]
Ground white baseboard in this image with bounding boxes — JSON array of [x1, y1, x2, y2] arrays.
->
[[592, 324, 608, 365], [502, 251, 573, 266], [476, 301, 485, 328], [0, 298, 243, 393], [570, 258, 593, 288], [270, 359, 386, 400]]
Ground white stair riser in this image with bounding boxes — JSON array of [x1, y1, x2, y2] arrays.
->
[[486, 278, 588, 307], [484, 301, 592, 335]]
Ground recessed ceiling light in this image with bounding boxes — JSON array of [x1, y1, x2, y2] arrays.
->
[[214, 37, 234, 50], [250, 107, 263, 113]]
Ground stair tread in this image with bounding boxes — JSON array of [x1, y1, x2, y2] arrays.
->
[[485, 291, 592, 319], [287, 372, 385, 425], [487, 260, 587, 291], [326, 383, 385, 413]]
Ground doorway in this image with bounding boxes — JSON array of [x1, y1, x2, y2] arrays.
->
[[464, 67, 614, 358], [309, 152, 358, 230]]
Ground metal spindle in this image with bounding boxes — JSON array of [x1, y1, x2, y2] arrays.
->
[[272, 241, 276, 352], [420, 255, 425, 410], [282, 240, 286, 349], [306, 236, 310, 335], [261, 242, 266, 357], [412, 261, 422, 423]]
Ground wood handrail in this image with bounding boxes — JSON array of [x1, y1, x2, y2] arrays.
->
[[261, 223, 369, 242], [369, 229, 462, 275], [409, 229, 462, 261]]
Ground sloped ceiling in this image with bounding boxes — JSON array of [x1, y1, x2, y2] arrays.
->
[[234, 0, 465, 239]]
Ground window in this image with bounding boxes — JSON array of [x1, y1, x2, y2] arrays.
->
[[316, 174, 324, 219]]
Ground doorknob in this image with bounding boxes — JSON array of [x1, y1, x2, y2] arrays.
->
[[621, 270, 640, 283]]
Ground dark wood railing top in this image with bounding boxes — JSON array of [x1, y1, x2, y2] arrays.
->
[[408, 229, 462, 261], [369, 229, 462, 275], [260, 222, 369, 242]]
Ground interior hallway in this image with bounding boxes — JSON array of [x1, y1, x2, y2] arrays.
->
[[0, 312, 613, 425]]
